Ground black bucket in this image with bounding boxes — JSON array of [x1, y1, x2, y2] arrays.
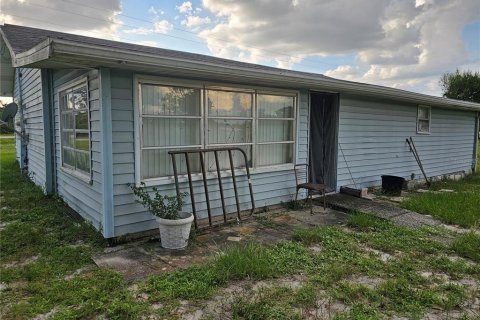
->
[[381, 175, 405, 196]]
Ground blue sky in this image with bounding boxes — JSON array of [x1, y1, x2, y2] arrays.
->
[[2, 0, 479, 96]]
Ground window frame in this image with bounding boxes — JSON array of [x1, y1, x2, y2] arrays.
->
[[134, 75, 299, 186], [138, 82, 204, 180], [205, 86, 255, 170], [58, 76, 92, 183], [417, 105, 431, 135], [255, 91, 296, 167]]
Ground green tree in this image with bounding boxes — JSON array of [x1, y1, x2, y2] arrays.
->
[[440, 70, 480, 103]]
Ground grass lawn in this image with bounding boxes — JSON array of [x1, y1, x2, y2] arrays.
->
[[1, 136, 479, 319], [400, 144, 480, 228]]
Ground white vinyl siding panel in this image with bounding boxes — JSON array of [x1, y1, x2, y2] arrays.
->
[[53, 69, 103, 228], [337, 95, 476, 189], [111, 69, 308, 236]]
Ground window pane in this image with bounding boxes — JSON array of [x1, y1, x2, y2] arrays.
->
[[62, 131, 75, 148], [141, 148, 200, 179], [142, 118, 201, 147], [258, 120, 293, 142], [75, 132, 90, 151], [207, 90, 253, 117], [258, 94, 294, 118], [62, 113, 74, 129], [206, 145, 252, 171], [63, 148, 75, 168], [76, 151, 90, 173], [71, 86, 88, 110], [208, 119, 252, 144], [60, 94, 71, 111], [257, 143, 293, 166], [141, 84, 200, 116], [75, 110, 89, 130], [418, 107, 429, 119], [418, 120, 430, 132]]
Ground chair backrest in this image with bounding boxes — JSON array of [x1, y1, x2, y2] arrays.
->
[[294, 164, 309, 186]]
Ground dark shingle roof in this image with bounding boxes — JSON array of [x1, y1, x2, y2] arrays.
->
[[0, 24, 328, 79]]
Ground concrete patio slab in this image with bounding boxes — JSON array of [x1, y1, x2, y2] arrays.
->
[[92, 207, 349, 280], [326, 193, 441, 228]]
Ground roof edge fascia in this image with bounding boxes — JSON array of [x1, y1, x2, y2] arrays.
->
[[12, 38, 52, 67], [17, 37, 480, 111]]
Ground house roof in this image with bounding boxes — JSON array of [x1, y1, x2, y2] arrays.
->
[[1, 23, 480, 111], [0, 24, 330, 78]]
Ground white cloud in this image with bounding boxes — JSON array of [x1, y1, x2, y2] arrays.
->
[[154, 20, 173, 34], [123, 27, 151, 35], [177, 1, 193, 13], [122, 20, 173, 35], [182, 16, 211, 29], [148, 6, 158, 15], [200, 0, 480, 95], [0, 0, 122, 39]]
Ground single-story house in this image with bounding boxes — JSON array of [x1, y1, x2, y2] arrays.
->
[[1, 24, 479, 239]]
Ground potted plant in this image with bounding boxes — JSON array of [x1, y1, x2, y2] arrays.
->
[[129, 183, 192, 249]]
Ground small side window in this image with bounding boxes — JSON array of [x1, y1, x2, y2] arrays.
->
[[59, 79, 91, 181], [417, 105, 431, 134]]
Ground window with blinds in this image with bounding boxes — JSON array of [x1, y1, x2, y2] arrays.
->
[[257, 94, 295, 166], [138, 82, 296, 181], [140, 84, 202, 179], [59, 80, 91, 180]]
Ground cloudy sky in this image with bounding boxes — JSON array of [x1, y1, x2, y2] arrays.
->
[[1, 0, 479, 96]]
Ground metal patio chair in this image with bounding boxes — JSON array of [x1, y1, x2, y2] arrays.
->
[[294, 164, 327, 214]]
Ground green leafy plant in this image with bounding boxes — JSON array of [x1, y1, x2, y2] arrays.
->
[[128, 182, 188, 220]]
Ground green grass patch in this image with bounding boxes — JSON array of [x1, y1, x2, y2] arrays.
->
[[0, 137, 146, 319], [232, 286, 303, 320], [451, 231, 480, 262], [401, 191, 480, 228], [401, 172, 480, 228], [8, 269, 148, 319], [347, 212, 391, 232], [142, 241, 313, 301], [347, 214, 446, 254]]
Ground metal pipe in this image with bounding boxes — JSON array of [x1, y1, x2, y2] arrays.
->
[[407, 137, 430, 186], [199, 152, 212, 226], [170, 153, 181, 198], [185, 153, 197, 229], [168, 147, 255, 228], [228, 149, 241, 220], [214, 150, 227, 223]]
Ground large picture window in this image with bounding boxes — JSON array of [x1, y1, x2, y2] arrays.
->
[[138, 81, 297, 181], [60, 80, 91, 179]]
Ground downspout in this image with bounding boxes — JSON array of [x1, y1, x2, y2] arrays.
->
[[473, 112, 479, 173]]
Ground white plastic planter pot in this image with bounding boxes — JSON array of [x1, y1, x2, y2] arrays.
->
[[156, 212, 194, 249]]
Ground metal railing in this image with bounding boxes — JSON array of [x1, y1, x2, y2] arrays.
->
[[168, 147, 255, 229]]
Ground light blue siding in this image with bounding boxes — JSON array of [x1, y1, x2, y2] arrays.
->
[[13, 68, 47, 189], [337, 94, 476, 189], [52, 69, 103, 228], [110, 69, 309, 236], [99, 68, 114, 238]]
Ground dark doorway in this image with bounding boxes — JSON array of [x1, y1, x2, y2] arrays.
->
[[309, 92, 339, 192]]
